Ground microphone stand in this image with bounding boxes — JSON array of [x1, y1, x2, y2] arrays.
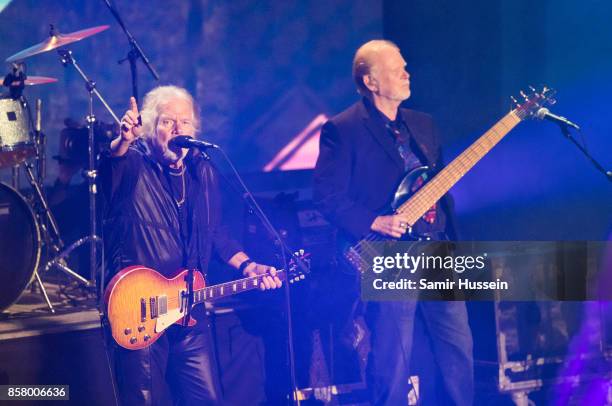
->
[[558, 125, 612, 182], [200, 146, 308, 405], [102, 0, 160, 103]]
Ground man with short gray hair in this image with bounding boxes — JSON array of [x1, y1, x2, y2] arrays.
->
[[314, 40, 473, 405]]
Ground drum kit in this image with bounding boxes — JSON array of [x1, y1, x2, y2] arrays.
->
[[0, 24, 119, 313]]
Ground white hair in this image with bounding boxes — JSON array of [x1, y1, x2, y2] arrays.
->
[[140, 85, 201, 139]]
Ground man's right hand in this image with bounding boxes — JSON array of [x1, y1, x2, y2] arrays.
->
[[120, 96, 143, 142], [370, 214, 412, 239], [111, 97, 143, 157]]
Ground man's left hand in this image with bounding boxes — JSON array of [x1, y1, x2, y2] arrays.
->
[[244, 262, 282, 290]]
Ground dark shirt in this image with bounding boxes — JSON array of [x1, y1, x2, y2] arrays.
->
[[163, 165, 191, 262], [364, 98, 424, 173]]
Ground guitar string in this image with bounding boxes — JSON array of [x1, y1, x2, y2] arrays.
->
[[157, 269, 288, 306]]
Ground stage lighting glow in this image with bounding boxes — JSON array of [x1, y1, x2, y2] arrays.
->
[[0, 0, 12, 14], [263, 113, 328, 172]]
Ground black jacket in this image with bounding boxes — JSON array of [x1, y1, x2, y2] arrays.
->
[[313, 99, 458, 241], [100, 140, 242, 279]]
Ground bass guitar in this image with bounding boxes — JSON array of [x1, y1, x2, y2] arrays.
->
[[343, 87, 555, 273]]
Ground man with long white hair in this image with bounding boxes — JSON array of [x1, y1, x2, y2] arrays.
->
[[102, 85, 281, 405]]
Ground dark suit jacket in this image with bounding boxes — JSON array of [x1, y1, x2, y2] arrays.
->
[[313, 98, 457, 241]]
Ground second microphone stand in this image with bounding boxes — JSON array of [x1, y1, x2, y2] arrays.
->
[[197, 145, 309, 406]]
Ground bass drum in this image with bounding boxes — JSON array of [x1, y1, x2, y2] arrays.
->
[[0, 182, 41, 310]]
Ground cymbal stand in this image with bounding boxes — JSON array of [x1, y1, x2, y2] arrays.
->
[[45, 49, 119, 298], [53, 48, 121, 404]]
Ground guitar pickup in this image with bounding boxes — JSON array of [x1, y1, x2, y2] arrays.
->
[[150, 295, 168, 319], [141, 298, 146, 322], [150, 297, 157, 319], [158, 295, 167, 315]]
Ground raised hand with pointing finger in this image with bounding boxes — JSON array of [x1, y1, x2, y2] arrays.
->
[[111, 96, 143, 157], [120, 96, 143, 142]]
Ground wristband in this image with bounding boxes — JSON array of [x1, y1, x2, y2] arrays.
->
[[238, 259, 254, 275]]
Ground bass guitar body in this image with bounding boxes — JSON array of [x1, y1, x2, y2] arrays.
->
[[341, 166, 438, 273]]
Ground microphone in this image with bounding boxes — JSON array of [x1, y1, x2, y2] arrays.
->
[[536, 107, 580, 130], [169, 135, 219, 150]]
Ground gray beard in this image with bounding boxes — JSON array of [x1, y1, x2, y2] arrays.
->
[[162, 147, 181, 163], [149, 138, 184, 166]]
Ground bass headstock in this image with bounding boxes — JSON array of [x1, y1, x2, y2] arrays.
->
[[510, 85, 556, 120]]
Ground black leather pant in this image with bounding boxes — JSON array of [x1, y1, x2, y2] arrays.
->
[[113, 324, 222, 406]]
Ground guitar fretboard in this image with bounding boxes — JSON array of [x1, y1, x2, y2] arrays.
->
[[398, 110, 522, 225], [192, 270, 287, 303]]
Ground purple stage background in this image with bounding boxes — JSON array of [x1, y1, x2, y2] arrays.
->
[[1, 0, 610, 240]]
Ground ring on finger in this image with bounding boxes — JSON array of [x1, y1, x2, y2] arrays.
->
[[400, 221, 407, 228]]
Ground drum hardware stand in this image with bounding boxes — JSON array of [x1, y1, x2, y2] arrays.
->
[[26, 159, 91, 286], [11, 165, 19, 189], [55, 48, 120, 405], [18, 96, 92, 311], [34, 98, 46, 185], [45, 49, 119, 301], [16, 95, 93, 288]]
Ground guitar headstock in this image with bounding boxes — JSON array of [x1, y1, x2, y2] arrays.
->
[[286, 249, 311, 283], [510, 86, 556, 120]]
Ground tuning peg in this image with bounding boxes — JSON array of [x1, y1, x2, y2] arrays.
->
[[519, 90, 529, 101], [510, 96, 519, 107], [528, 85, 536, 92], [300, 275, 305, 280]]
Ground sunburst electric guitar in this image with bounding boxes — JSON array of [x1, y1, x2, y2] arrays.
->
[[343, 87, 556, 273], [104, 253, 309, 350]]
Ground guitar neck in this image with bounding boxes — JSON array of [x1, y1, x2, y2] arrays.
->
[[192, 270, 287, 303], [398, 110, 522, 225]]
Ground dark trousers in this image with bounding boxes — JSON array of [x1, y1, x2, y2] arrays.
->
[[113, 324, 222, 406], [366, 301, 473, 406]]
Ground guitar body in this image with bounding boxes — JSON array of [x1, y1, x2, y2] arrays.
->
[[104, 266, 205, 350], [103, 253, 309, 350], [341, 166, 438, 273], [390, 165, 433, 211]]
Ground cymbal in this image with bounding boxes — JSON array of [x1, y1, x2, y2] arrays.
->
[[24, 76, 58, 86], [4, 76, 58, 87], [6, 25, 110, 62]]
